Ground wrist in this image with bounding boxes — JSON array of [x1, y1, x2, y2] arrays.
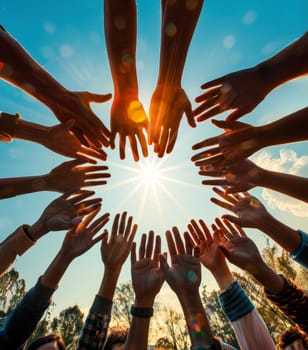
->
[[130, 304, 154, 318], [28, 220, 49, 241], [134, 297, 155, 308], [250, 261, 285, 293], [212, 268, 235, 291]]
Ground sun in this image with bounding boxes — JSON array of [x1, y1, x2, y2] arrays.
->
[[137, 158, 162, 186]]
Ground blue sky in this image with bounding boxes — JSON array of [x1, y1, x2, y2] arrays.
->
[[1, 0, 307, 317]]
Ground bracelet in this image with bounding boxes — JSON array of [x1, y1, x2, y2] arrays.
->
[[130, 305, 153, 318], [23, 225, 36, 242]]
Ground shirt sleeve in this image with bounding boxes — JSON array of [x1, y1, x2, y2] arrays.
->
[[265, 275, 308, 333], [77, 295, 113, 350], [219, 281, 276, 350], [0, 277, 55, 349], [0, 112, 20, 142], [290, 230, 308, 268]]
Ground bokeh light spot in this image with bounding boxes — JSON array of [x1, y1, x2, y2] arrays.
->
[[60, 45, 74, 58], [165, 22, 177, 37], [223, 35, 235, 49], [128, 100, 146, 123], [243, 10, 257, 25], [114, 15, 127, 30]]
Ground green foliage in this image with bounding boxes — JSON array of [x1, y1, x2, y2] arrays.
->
[[112, 281, 134, 326], [51, 305, 84, 347]]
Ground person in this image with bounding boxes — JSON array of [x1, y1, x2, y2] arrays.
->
[[160, 226, 233, 349], [0, 208, 110, 349], [187, 218, 276, 350], [191, 107, 308, 168], [0, 158, 110, 199], [104, 328, 128, 350], [193, 31, 308, 122], [214, 218, 308, 334], [123, 231, 164, 350], [0, 190, 101, 276], [0, 112, 107, 162], [210, 188, 308, 268], [196, 158, 308, 203], [26, 333, 66, 350], [278, 327, 308, 350], [0, 24, 111, 149], [77, 211, 137, 349], [149, 0, 203, 157], [104, 0, 149, 162]]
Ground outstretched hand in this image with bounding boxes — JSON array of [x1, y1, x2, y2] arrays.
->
[[193, 67, 271, 122], [191, 120, 262, 168], [47, 159, 110, 193], [42, 119, 108, 162], [110, 96, 148, 161], [149, 85, 195, 157], [131, 231, 164, 305], [51, 91, 112, 148]]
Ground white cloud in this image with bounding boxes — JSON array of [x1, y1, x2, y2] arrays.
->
[[243, 10, 257, 25], [223, 35, 236, 49], [253, 149, 308, 217]]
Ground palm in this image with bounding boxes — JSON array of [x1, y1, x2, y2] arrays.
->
[[102, 239, 131, 267], [234, 197, 268, 228], [199, 241, 225, 271], [42, 200, 77, 231]]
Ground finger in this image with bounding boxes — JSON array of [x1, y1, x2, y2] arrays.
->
[[159, 254, 169, 273], [158, 128, 169, 158], [137, 130, 148, 158], [184, 231, 193, 255], [211, 197, 234, 212], [185, 103, 196, 128], [221, 214, 243, 227], [77, 201, 102, 215], [71, 127, 91, 147], [129, 224, 138, 243], [92, 230, 107, 245], [193, 97, 220, 116], [201, 78, 224, 90], [165, 230, 177, 258], [196, 106, 223, 122], [195, 87, 220, 103], [77, 207, 100, 231], [213, 187, 237, 204], [191, 147, 221, 162], [129, 134, 139, 162], [123, 215, 132, 239], [88, 92, 112, 103], [154, 235, 161, 261], [222, 219, 239, 237], [199, 219, 212, 241], [199, 169, 225, 177], [119, 134, 126, 160], [166, 129, 177, 154], [172, 227, 185, 254], [119, 211, 127, 235], [110, 131, 116, 150], [139, 233, 147, 260], [215, 218, 232, 240], [131, 242, 137, 264], [82, 165, 109, 172], [226, 109, 247, 121], [202, 179, 228, 186], [193, 246, 200, 258], [83, 180, 108, 186], [85, 173, 111, 180], [146, 230, 154, 259], [78, 147, 107, 162], [192, 136, 219, 151], [111, 213, 120, 238], [64, 158, 87, 168], [69, 190, 95, 204], [187, 223, 200, 245], [190, 219, 204, 241], [89, 213, 110, 236], [211, 119, 250, 130]]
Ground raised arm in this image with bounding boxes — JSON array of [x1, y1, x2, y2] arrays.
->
[[192, 107, 308, 168], [103, 0, 148, 161], [218, 219, 308, 333], [198, 159, 308, 203], [78, 211, 137, 350], [193, 31, 308, 122], [210, 189, 307, 268], [0, 191, 101, 275], [187, 218, 276, 350], [124, 231, 164, 350], [0, 25, 111, 147], [0, 158, 110, 199], [149, 0, 203, 157], [0, 208, 109, 349]]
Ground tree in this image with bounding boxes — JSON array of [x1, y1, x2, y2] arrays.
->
[[112, 281, 135, 327], [154, 336, 174, 349], [51, 305, 84, 348]]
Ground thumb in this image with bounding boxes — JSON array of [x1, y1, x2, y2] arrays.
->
[[88, 92, 112, 103], [212, 119, 250, 130], [222, 214, 242, 226], [159, 253, 169, 274], [62, 119, 76, 131], [185, 104, 196, 128]]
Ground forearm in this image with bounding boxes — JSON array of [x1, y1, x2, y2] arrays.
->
[[258, 168, 308, 203], [14, 119, 50, 144], [258, 107, 308, 148], [0, 27, 69, 110], [256, 31, 308, 89], [157, 0, 203, 86], [40, 250, 73, 289], [104, 0, 138, 95], [98, 266, 121, 300]]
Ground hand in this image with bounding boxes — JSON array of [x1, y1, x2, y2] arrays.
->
[[215, 218, 264, 272], [51, 90, 112, 148], [193, 67, 271, 122], [210, 187, 270, 229], [30, 190, 102, 239], [198, 159, 262, 193], [191, 120, 262, 168], [42, 119, 108, 162], [187, 219, 226, 273], [101, 211, 137, 269], [149, 85, 195, 157], [110, 95, 148, 161], [46, 159, 110, 193], [131, 231, 164, 306], [160, 227, 200, 297], [60, 209, 110, 260]]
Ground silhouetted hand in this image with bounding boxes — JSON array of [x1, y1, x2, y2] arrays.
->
[[110, 96, 148, 161], [193, 67, 271, 122], [149, 85, 195, 157]]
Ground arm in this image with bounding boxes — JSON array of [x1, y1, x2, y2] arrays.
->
[[78, 211, 137, 350], [161, 226, 219, 349], [217, 219, 308, 333], [104, 0, 148, 161], [193, 31, 308, 121], [192, 108, 308, 168], [188, 218, 276, 350], [210, 189, 305, 265], [0, 208, 109, 349], [0, 191, 101, 275], [0, 25, 111, 147], [199, 159, 308, 203], [149, 0, 203, 157], [124, 231, 164, 350], [0, 158, 110, 199]]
